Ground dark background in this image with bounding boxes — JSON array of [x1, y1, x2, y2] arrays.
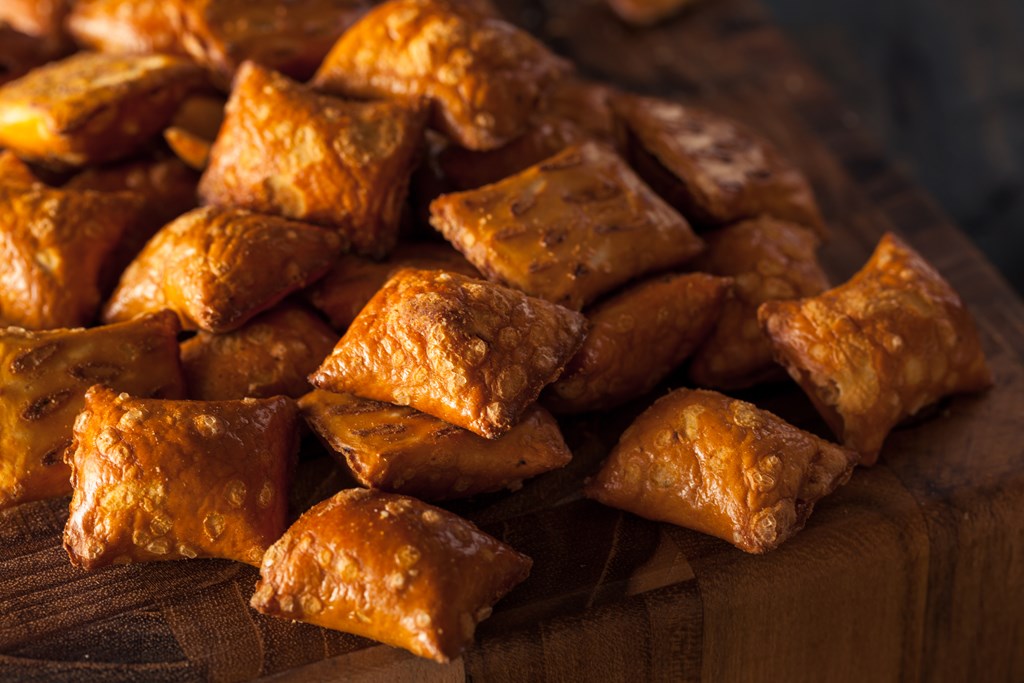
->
[[761, 0, 1024, 293]]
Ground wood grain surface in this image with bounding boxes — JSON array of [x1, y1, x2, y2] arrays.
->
[[2, 0, 1023, 681]]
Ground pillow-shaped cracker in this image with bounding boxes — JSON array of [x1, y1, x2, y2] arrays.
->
[[689, 217, 829, 390], [172, 0, 369, 85], [0, 311, 185, 511], [0, 52, 204, 167], [299, 390, 571, 500], [64, 386, 299, 569], [546, 273, 731, 414], [67, 0, 184, 55], [758, 233, 992, 464], [103, 206, 345, 333], [586, 388, 858, 554], [251, 488, 532, 662], [614, 94, 825, 233], [305, 242, 480, 330], [0, 183, 146, 330], [182, 304, 338, 400], [198, 62, 427, 258], [311, 268, 587, 439], [431, 141, 705, 310], [311, 0, 570, 151], [607, 0, 698, 25], [65, 156, 200, 286], [437, 79, 623, 190]]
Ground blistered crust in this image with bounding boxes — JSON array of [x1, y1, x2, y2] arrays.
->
[[615, 94, 825, 232], [182, 305, 338, 401], [64, 386, 299, 569], [758, 233, 992, 464], [546, 273, 730, 414], [250, 488, 532, 662], [0, 312, 185, 511], [689, 217, 829, 389], [172, 0, 369, 85], [310, 268, 587, 439], [430, 141, 705, 310], [299, 391, 571, 500], [104, 206, 344, 333], [199, 62, 426, 257], [305, 242, 480, 330], [65, 156, 200, 285], [312, 0, 570, 151], [438, 78, 624, 190], [67, 0, 184, 55], [0, 52, 203, 167], [0, 183, 145, 330], [586, 388, 858, 553]]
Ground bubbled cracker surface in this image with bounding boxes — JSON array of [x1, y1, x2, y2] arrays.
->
[[311, 268, 587, 438], [586, 388, 858, 553], [430, 141, 705, 310], [758, 233, 992, 461]]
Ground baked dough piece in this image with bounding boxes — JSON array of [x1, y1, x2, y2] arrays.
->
[[0, 183, 145, 330], [199, 62, 427, 258], [758, 233, 992, 464], [312, 0, 570, 151], [305, 242, 480, 330], [689, 217, 829, 390], [64, 386, 299, 569], [607, 0, 698, 25], [311, 268, 587, 439], [614, 94, 825, 233], [104, 206, 344, 333], [438, 78, 623, 190], [0, 311, 185, 511], [546, 273, 731, 414], [67, 0, 184, 55], [182, 304, 338, 400], [171, 0, 369, 85], [250, 488, 532, 662], [0, 52, 204, 167], [65, 156, 200, 285], [586, 388, 858, 554], [299, 391, 571, 500], [431, 141, 705, 310]]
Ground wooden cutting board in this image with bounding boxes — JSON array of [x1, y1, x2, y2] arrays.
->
[[2, 0, 1023, 681]]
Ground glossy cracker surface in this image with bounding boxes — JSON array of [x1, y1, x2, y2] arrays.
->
[[430, 141, 705, 310], [299, 391, 571, 500], [312, 0, 570, 151], [586, 388, 858, 554], [0, 312, 185, 511], [758, 233, 992, 464], [311, 268, 587, 439], [615, 94, 824, 232], [64, 387, 299, 570], [0, 52, 203, 167], [199, 62, 426, 258], [0, 182, 145, 330], [182, 305, 338, 401], [547, 273, 731, 413], [250, 489, 532, 662], [104, 206, 344, 333], [689, 217, 829, 389]]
